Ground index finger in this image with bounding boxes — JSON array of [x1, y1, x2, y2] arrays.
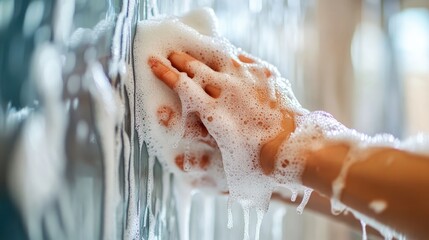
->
[[148, 57, 179, 89]]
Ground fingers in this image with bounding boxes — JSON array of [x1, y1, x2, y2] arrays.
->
[[154, 52, 222, 99], [231, 54, 254, 69], [234, 54, 272, 79], [149, 51, 266, 100], [169, 51, 210, 78], [238, 54, 255, 64], [170, 52, 221, 98], [175, 153, 212, 171], [148, 58, 179, 89]]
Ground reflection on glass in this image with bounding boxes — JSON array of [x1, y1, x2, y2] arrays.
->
[[1, 0, 429, 240]]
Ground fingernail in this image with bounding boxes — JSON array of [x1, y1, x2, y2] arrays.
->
[[264, 68, 272, 78], [238, 54, 254, 63], [169, 51, 196, 62], [148, 57, 158, 68], [231, 58, 240, 68]]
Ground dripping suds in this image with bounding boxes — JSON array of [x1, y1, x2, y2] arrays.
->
[[361, 220, 367, 240]]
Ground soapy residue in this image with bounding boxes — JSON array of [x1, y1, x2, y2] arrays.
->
[[133, 8, 312, 238], [132, 8, 428, 240], [360, 220, 367, 240]]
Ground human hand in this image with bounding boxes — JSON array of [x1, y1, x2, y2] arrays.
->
[[148, 51, 297, 176], [157, 104, 227, 190]]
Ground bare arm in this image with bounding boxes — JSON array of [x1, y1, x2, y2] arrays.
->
[[148, 51, 429, 239], [302, 143, 429, 239]]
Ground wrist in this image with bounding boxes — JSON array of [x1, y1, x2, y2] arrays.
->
[[259, 113, 296, 175], [302, 143, 349, 197]]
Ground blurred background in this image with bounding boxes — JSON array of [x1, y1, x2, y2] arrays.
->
[[1, 0, 428, 239]]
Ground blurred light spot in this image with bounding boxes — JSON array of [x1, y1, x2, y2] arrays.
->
[[72, 98, 79, 109], [31, 45, 63, 105], [76, 0, 88, 8], [392, 9, 429, 73], [34, 26, 52, 44], [249, 0, 262, 13], [9, 36, 26, 76], [67, 75, 81, 95], [88, 0, 105, 12], [23, 1, 45, 37], [65, 99, 71, 111], [39, 47, 62, 95], [84, 47, 97, 63], [76, 120, 89, 141], [64, 52, 76, 74], [53, 0, 75, 43], [0, 0, 14, 30], [351, 22, 386, 73]]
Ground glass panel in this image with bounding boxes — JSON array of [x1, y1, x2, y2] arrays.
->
[[1, 0, 428, 240]]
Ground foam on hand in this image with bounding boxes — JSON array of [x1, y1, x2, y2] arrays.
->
[[133, 6, 310, 211], [132, 7, 426, 240]]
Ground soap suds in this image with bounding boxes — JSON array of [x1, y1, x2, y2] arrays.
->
[[361, 219, 367, 240], [132, 8, 428, 240]]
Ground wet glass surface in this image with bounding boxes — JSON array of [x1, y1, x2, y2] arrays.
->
[[1, 0, 429, 240]]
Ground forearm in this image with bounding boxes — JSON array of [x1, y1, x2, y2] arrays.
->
[[302, 143, 429, 239]]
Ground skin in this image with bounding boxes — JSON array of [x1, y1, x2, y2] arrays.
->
[[303, 144, 429, 240], [148, 51, 429, 239]]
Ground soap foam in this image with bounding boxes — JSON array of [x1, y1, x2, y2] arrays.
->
[[132, 8, 307, 215], [132, 8, 429, 240], [361, 220, 368, 240]]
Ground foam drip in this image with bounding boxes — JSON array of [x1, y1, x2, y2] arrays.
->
[[227, 201, 234, 229], [350, 208, 405, 240], [243, 207, 250, 240], [296, 188, 312, 215], [290, 191, 298, 202], [160, 170, 171, 231], [173, 179, 193, 240], [361, 220, 367, 240], [145, 155, 156, 239], [255, 209, 264, 240]]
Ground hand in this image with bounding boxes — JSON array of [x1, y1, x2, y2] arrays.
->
[[153, 85, 225, 189], [148, 51, 297, 176], [158, 104, 227, 190], [147, 49, 429, 239]]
